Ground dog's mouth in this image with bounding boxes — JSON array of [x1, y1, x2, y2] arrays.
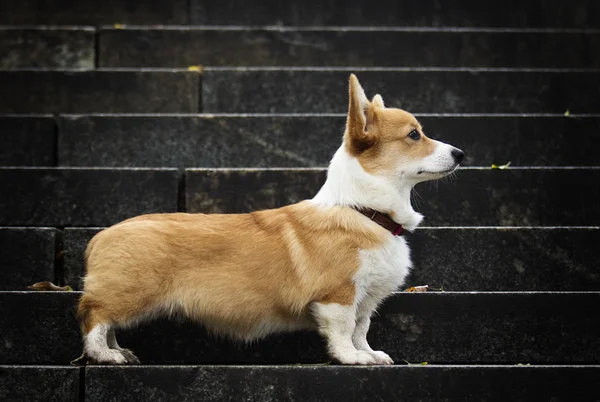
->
[[417, 166, 458, 175]]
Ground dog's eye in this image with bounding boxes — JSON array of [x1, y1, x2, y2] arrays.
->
[[408, 129, 421, 140]]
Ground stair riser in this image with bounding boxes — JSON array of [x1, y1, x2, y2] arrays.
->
[[0, 366, 79, 402], [0, 0, 187, 25], [0, 116, 56, 166], [1, 292, 597, 364], [202, 69, 600, 113], [86, 366, 600, 402], [189, 0, 600, 28], [0, 169, 179, 226], [0, 71, 200, 113], [98, 29, 600, 68], [0, 29, 94, 69], [53, 115, 600, 168]]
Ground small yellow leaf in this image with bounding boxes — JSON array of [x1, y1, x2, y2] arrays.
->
[[113, 23, 125, 29], [187, 65, 203, 73], [405, 285, 428, 293], [564, 109, 570, 117], [403, 359, 428, 366], [492, 161, 511, 170], [28, 281, 72, 291]]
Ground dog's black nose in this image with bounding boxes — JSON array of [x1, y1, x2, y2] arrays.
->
[[451, 148, 465, 164]]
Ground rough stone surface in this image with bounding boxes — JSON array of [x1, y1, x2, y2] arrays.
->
[[56, 115, 600, 167], [0, 366, 79, 402], [63, 228, 600, 291], [185, 168, 600, 226], [0, 292, 80, 364], [0, 228, 58, 290], [0, 116, 56, 166], [63, 228, 99, 289], [0, 0, 187, 25], [99, 28, 600, 68], [0, 168, 179, 226], [406, 228, 600, 291], [185, 168, 326, 214], [0, 28, 94, 69], [2, 292, 599, 364], [0, 70, 200, 113], [190, 0, 600, 27], [202, 69, 600, 113], [87, 365, 600, 401], [58, 115, 340, 168]]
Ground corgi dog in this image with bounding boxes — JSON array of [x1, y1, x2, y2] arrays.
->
[[76, 74, 464, 365]]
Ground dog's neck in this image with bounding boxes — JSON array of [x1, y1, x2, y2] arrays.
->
[[311, 145, 423, 231]]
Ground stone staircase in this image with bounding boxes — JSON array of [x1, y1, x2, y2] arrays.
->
[[1, 1, 599, 401]]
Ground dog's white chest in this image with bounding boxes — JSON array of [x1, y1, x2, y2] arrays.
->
[[354, 236, 412, 304]]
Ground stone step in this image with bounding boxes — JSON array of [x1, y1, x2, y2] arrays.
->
[[1, 365, 598, 402], [1, 0, 598, 28], [189, 0, 600, 28], [202, 68, 600, 113], [0, 227, 59, 290], [0, 27, 95, 69], [0, 70, 200, 113], [185, 168, 600, 226], [1, 292, 597, 364], [98, 27, 600, 68], [0, 115, 55, 166], [85, 365, 600, 401], [0, 168, 179, 226], [0, 0, 187, 25], [52, 114, 600, 168], [1, 168, 597, 227], [61, 227, 600, 291], [0, 366, 80, 402]]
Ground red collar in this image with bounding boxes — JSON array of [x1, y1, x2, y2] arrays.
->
[[352, 207, 404, 236]]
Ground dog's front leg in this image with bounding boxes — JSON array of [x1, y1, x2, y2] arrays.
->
[[312, 302, 378, 365], [352, 314, 394, 365]]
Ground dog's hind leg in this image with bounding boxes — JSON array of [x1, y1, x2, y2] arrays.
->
[[107, 327, 140, 364]]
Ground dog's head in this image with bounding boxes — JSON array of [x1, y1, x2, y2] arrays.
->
[[344, 74, 464, 185]]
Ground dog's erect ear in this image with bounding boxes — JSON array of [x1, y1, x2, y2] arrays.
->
[[372, 94, 385, 108], [346, 74, 376, 153]]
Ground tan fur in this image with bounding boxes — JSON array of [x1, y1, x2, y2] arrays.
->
[[345, 78, 435, 175], [78, 202, 389, 338]]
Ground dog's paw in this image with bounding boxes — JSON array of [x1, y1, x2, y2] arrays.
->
[[120, 349, 140, 364], [337, 350, 378, 365], [369, 350, 394, 365]]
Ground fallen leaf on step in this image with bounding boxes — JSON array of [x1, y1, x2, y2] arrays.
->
[[113, 23, 125, 29], [188, 65, 203, 73], [403, 359, 428, 366], [28, 281, 73, 291], [564, 109, 570, 117], [404, 285, 428, 292], [491, 161, 511, 169]]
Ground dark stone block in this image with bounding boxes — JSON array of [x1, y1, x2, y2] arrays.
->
[[0, 116, 56, 166], [0, 366, 79, 402], [58, 115, 340, 168], [0, 70, 200, 113], [86, 365, 600, 402], [0, 28, 94, 69], [0, 228, 58, 290], [0, 0, 186, 25], [185, 168, 600, 226], [0, 292, 80, 364], [99, 28, 600, 68], [202, 69, 600, 113], [407, 229, 600, 291], [186, 168, 326, 214], [190, 0, 600, 28], [2, 292, 598, 364], [63, 228, 101, 289], [420, 115, 600, 167], [0, 168, 179, 226], [64, 228, 600, 291], [56, 115, 600, 167]]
